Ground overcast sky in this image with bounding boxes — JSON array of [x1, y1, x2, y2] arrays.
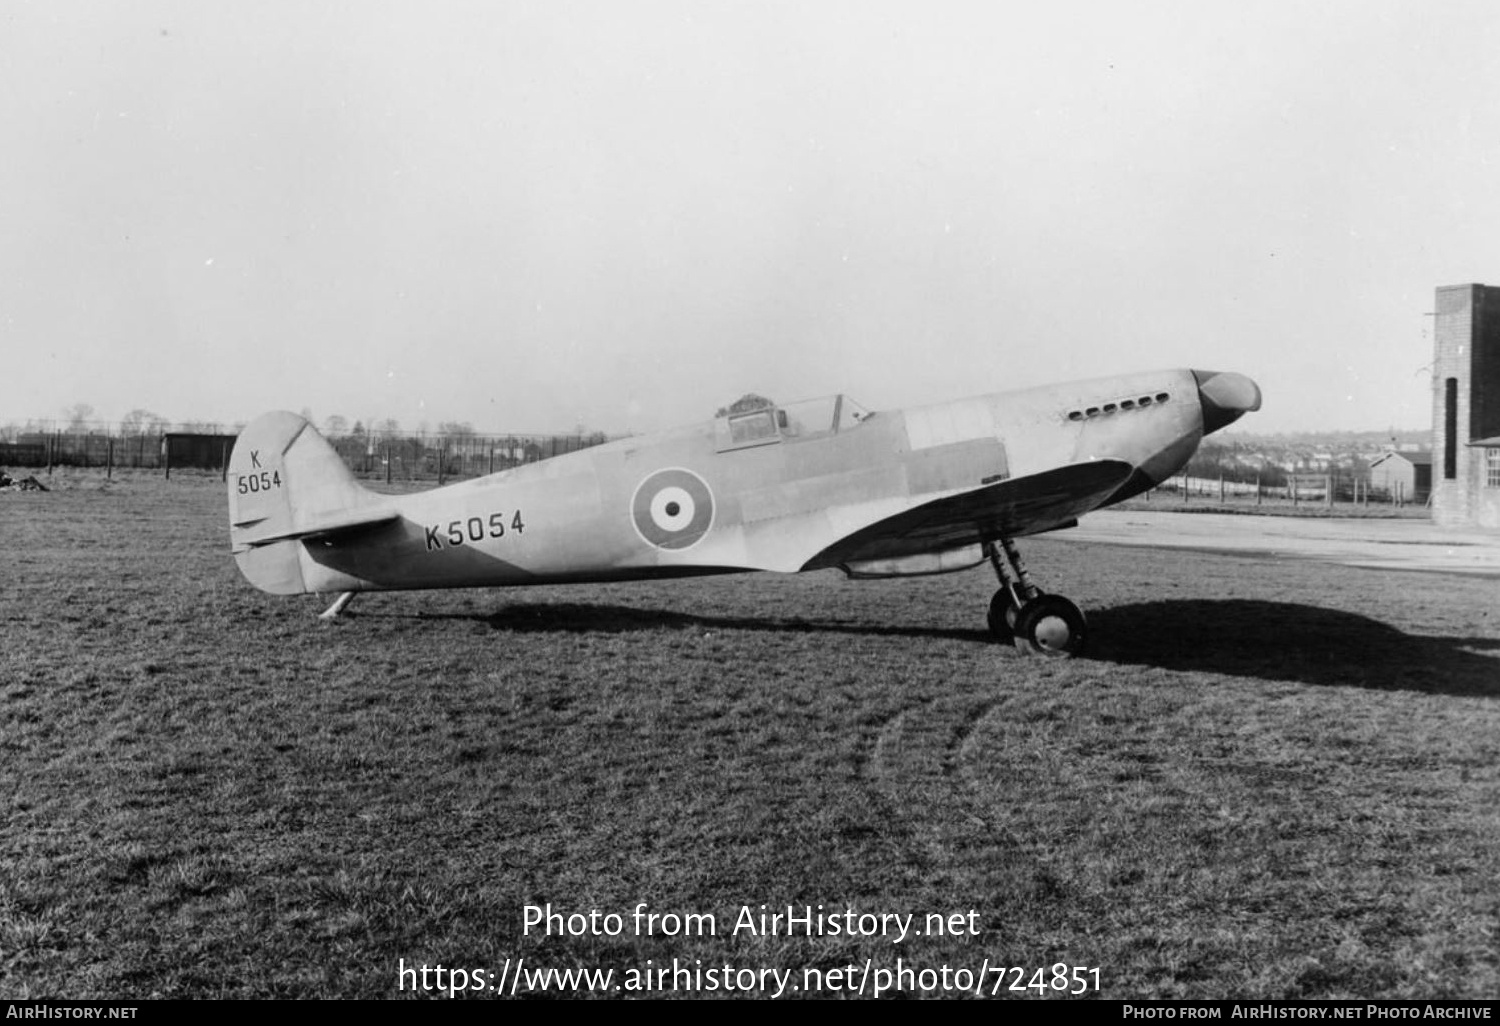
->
[[4, 1, 1498, 435]]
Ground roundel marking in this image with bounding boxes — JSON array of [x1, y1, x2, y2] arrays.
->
[[631, 468, 715, 550]]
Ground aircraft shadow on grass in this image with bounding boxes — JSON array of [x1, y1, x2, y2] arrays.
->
[[1087, 599, 1500, 697], [406, 598, 1500, 698], [424, 602, 987, 645]]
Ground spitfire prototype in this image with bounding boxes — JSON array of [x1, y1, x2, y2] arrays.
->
[[227, 369, 1260, 656]]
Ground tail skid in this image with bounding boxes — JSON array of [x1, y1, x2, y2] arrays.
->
[[228, 412, 392, 595]]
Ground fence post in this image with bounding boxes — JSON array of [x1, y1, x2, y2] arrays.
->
[[1219, 474, 1225, 503], [1325, 474, 1333, 509], [1256, 474, 1262, 505], [107, 437, 113, 479]]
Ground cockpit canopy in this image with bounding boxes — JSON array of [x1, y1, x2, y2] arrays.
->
[[714, 394, 872, 452]]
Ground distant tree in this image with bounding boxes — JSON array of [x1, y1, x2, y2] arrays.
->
[[122, 409, 167, 435], [377, 418, 401, 439], [566, 423, 610, 448], [350, 420, 367, 440], [64, 403, 95, 434], [438, 420, 475, 440], [323, 414, 348, 437]]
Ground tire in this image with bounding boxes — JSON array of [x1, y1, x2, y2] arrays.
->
[[1007, 587, 1043, 629], [1012, 595, 1087, 657]]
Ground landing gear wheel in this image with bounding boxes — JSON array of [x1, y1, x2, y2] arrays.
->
[[1008, 587, 1043, 629], [1012, 595, 1087, 658], [987, 587, 1047, 641]]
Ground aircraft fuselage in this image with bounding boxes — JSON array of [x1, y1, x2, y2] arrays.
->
[[229, 368, 1256, 597]]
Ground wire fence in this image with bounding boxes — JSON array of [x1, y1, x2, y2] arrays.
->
[[330, 432, 609, 484], [1151, 473, 1429, 508], [0, 423, 610, 483]]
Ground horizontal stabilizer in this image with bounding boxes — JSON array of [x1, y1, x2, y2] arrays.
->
[[239, 508, 400, 548]]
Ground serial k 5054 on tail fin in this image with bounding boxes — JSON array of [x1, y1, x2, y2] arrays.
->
[[227, 368, 1260, 656]]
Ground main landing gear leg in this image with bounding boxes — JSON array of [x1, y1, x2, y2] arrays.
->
[[982, 538, 1087, 657], [318, 591, 356, 621], [983, 541, 1030, 642]]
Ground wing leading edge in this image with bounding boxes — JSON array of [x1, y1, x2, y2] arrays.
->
[[801, 459, 1135, 572]]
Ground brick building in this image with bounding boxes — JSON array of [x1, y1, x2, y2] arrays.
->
[[1432, 284, 1500, 528]]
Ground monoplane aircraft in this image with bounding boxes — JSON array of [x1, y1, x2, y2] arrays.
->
[[227, 368, 1260, 656]]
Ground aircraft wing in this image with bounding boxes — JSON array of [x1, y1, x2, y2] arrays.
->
[[800, 458, 1134, 571]]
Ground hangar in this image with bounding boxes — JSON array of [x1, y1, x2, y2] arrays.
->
[[1432, 283, 1500, 529]]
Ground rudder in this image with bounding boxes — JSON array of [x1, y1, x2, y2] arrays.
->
[[227, 412, 380, 595]]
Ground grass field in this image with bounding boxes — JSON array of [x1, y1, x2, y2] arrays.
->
[[2, 472, 1498, 999]]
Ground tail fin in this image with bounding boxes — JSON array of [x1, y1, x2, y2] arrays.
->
[[227, 412, 395, 595]]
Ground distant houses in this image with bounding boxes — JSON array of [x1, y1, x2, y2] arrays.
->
[[1182, 436, 1433, 505]]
